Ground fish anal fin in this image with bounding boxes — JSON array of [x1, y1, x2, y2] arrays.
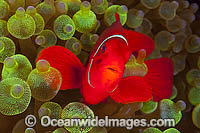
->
[[110, 76, 152, 104]]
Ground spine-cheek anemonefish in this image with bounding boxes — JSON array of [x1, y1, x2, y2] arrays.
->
[[36, 13, 173, 104]]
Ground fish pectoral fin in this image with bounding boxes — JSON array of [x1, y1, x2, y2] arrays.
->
[[110, 76, 152, 104]]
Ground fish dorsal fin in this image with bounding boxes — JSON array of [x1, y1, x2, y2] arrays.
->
[[115, 13, 120, 23], [90, 13, 127, 56]]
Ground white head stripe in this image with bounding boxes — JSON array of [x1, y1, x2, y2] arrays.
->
[[88, 34, 128, 88], [92, 34, 128, 58], [88, 58, 95, 88]]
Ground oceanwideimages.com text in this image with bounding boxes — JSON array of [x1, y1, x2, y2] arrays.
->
[[37, 116, 175, 129]]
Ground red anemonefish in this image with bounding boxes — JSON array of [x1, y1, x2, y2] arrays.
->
[[36, 13, 173, 104]]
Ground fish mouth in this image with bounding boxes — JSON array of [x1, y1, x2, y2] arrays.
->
[[107, 67, 118, 72], [105, 65, 121, 73]]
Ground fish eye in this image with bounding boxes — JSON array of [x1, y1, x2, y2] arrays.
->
[[102, 45, 106, 53]]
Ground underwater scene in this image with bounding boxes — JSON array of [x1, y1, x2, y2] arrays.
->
[[0, 0, 200, 132]]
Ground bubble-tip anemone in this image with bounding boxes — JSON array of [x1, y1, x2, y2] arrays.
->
[[2, 54, 32, 80], [0, 37, 15, 63], [0, 77, 31, 115], [27, 59, 62, 101], [192, 104, 200, 128], [54, 15, 75, 40], [141, 100, 158, 114], [160, 99, 182, 125], [163, 128, 180, 133], [7, 7, 36, 39], [65, 37, 82, 55], [38, 102, 62, 119], [61, 102, 94, 133], [143, 127, 162, 133], [73, 1, 97, 33]]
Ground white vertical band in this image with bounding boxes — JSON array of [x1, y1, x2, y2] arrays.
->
[[88, 35, 128, 88]]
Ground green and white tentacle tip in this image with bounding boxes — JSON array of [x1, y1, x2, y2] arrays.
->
[[188, 87, 200, 105], [53, 128, 68, 133], [27, 59, 62, 101], [65, 37, 82, 55], [72, 1, 97, 33], [172, 53, 187, 76], [55, 0, 68, 16], [0, 37, 15, 63], [36, 59, 50, 72], [0, 0, 10, 19], [141, 0, 161, 9], [154, 31, 175, 51], [192, 104, 200, 129], [80, 33, 99, 52], [175, 100, 186, 111], [10, 84, 25, 99], [116, 5, 128, 26], [163, 128, 180, 133], [126, 8, 144, 29], [159, 1, 179, 20], [61, 102, 94, 133], [35, 29, 57, 48], [185, 34, 200, 53], [2, 54, 32, 80], [166, 16, 187, 33], [141, 100, 158, 114], [25, 128, 36, 133], [35, 0, 56, 23], [4, 57, 18, 69], [54, 15, 75, 40], [7, 7, 36, 39], [38, 102, 62, 119], [0, 19, 9, 37], [159, 99, 182, 125], [134, 18, 152, 35], [104, 5, 128, 26], [169, 85, 178, 100], [66, 0, 81, 16], [26, 6, 45, 35], [186, 69, 200, 88], [143, 127, 162, 133], [91, 0, 108, 15], [0, 77, 31, 116]]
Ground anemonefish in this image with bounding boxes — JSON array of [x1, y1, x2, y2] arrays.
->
[[36, 13, 173, 104]]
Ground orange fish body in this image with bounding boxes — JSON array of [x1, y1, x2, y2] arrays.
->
[[36, 14, 173, 104], [82, 39, 129, 104]]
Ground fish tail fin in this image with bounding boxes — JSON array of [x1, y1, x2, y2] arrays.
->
[[144, 58, 173, 101], [36, 46, 85, 90]]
